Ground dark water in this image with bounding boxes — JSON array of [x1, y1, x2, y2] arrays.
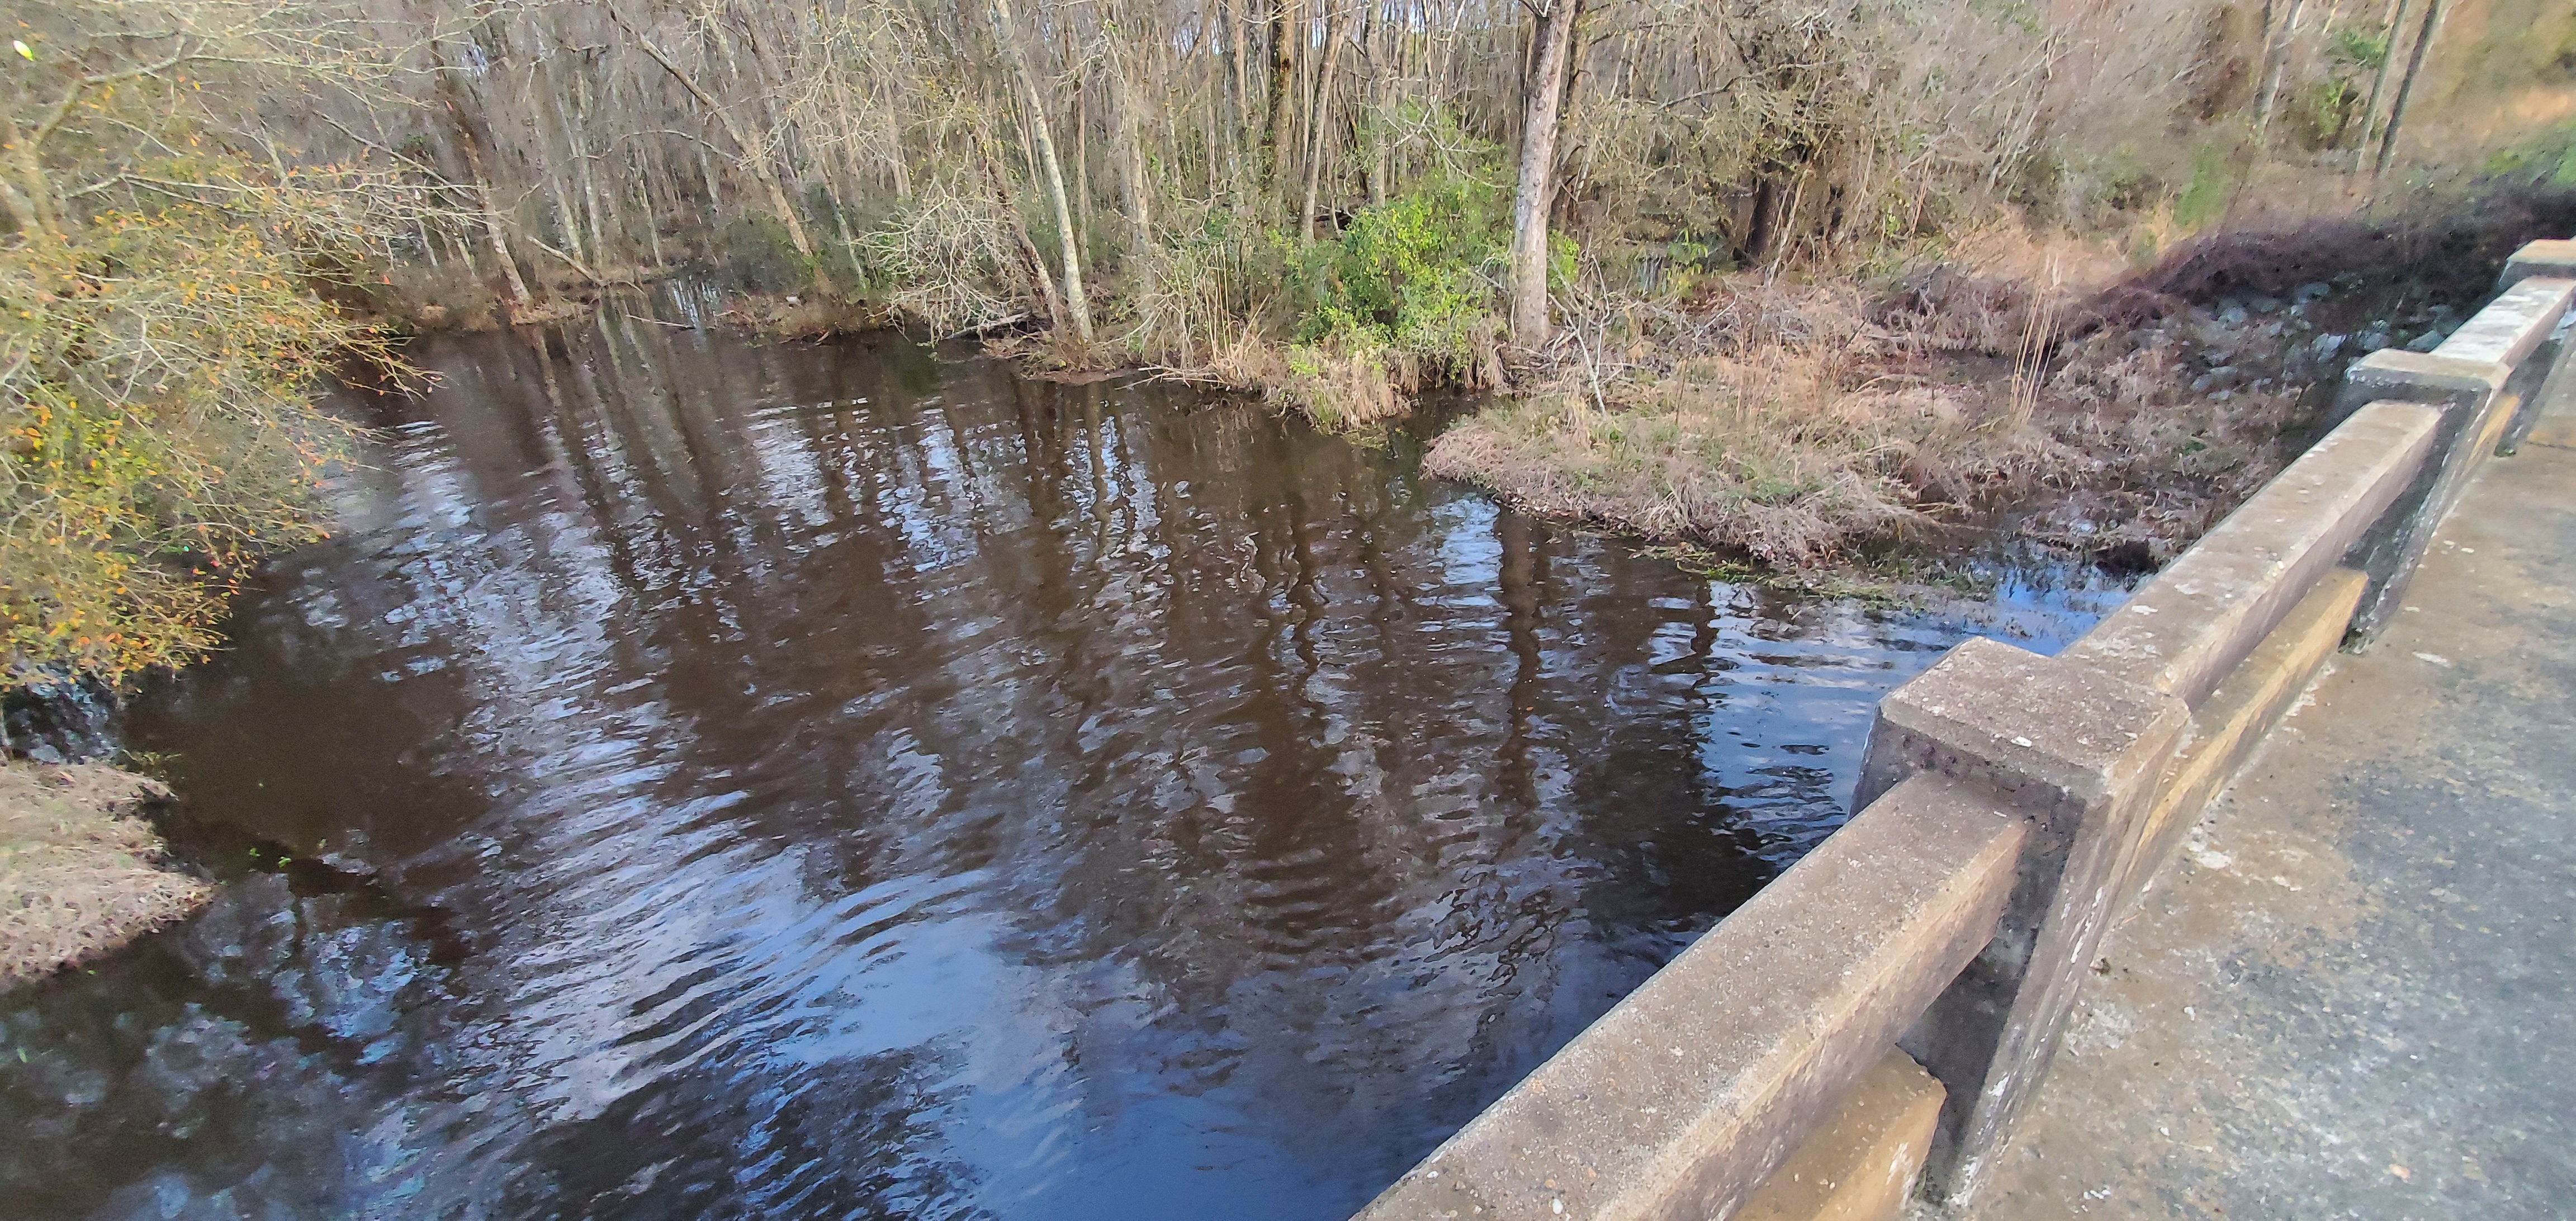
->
[[0, 320, 2126, 1220]]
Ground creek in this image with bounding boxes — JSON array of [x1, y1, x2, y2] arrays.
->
[[0, 320, 2125, 1219]]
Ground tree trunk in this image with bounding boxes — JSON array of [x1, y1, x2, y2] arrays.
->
[[537, 53, 593, 272], [1204, 44, 1227, 201], [824, 171, 860, 281], [537, 54, 594, 279], [994, 0, 1096, 342], [1741, 173, 1783, 263], [571, 66, 619, 268], [1110, 37, 1156, 250], [1074, 67, 1093, 251], [695, 141, 722, 215], [608, 3, 838, 296], [2350, 0, 2411, 171], [1552, 0, 1597, 228], [430, 43, 536, 315], [1228, 0, 1253, 201], [1300, 11, 1347, 239], [1265, 0, 1296, 213], [547, 172, 588, 278], [2373, 0, 2445, 177], [2253, 0, 2309, 137], [1360, 8, 1386, 207], [634, 148, 669, 269], [1507, 0, 1578, 351]]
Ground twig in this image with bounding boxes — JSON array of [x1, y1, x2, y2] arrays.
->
[[941, 313, 1033, 339], [525, 234, 604, 285]]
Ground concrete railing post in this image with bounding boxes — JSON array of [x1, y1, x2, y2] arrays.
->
[[1851, 639, 2190, 1206], [2498, 239, 2576, 290], [2499, 319, 2576, 456], [2498, 243, 2576, 456], [2326, 269, 2576, 644]]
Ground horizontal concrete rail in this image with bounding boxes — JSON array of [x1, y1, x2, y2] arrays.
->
[[2499, 242, 2576, 455], [1354, 240, 2576, 1221], [1354, 774, 2023, 1221], [2060, 402, 2436, 706], [1732, 1048, 1943, 1221], [2113, 567, 2367, 915], [2331, 269, 2576, 641], [2499, 238, 2576, 290]]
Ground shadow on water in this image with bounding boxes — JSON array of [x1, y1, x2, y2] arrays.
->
[[0, 318, 2130, 1220]]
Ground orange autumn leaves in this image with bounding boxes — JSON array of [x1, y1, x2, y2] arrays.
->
[[2, 182, 386, 689]]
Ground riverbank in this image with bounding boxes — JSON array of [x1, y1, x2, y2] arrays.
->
[[0, 763, 210, 991], [363, 191, 2576, 584], [1429, 204, 2576, 570]]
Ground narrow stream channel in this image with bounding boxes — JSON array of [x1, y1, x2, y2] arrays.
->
[[1, 320, 2126, 1220]]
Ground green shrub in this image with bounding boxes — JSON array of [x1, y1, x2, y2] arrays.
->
[[2, 173, 390, 690], [2287, 25, 2388, 151], [2174, 142, 2237, 229], [2482, 121, 2576, 186], [1297, 175, 1510, 384], [2291, 78, 2365, 150], [2329, 24, 2390, 72], [717, 213, 813, 294]]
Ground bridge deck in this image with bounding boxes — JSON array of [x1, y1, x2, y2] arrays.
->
[[1975, 398, 2576, 1217]]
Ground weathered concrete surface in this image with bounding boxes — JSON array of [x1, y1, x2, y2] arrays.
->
[[1355, 774, 2023, 1221], [1969, 396, 2576, 1218], [2500, 239, 2576, 288], [2432, 277, 2572, 371], [2329, 358, 2518, 643], [1858, 639, 2189, 1204], [2439, 277, 2574, 466], [1737, 1049, 1943, 1221], [2061, 402, 2433, 707], [2111, 567, 2365, 918]]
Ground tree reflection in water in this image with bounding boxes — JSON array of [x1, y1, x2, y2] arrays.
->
[[1, 319, 2127, 1220]]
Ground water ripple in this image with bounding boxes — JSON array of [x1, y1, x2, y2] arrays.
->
[[0, 323, 2128, 1220]]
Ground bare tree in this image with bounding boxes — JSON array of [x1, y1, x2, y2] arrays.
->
[[2373, 0, 2445, 178], [1507, 0, 1578, 351], [607, 1, 837, 295], [992, 0, 1095, 340]]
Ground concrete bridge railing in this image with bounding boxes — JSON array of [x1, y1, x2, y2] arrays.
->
[[1355, 240, 2576, 1221]]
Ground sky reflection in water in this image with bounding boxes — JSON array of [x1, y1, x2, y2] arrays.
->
[[1, 321, 2126, 1220]]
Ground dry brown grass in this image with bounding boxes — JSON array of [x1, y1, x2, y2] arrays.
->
[[1426, 367, 1919, 567], [1429, 279, 2080, 565], [1276, 342, 1425, 430], [1, 762, 210, 990], [1128, 326, 1427, 432], [1424, 212, 2483, 568]]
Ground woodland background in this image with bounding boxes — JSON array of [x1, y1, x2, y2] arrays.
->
[[4, 0, 2573, 689]]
